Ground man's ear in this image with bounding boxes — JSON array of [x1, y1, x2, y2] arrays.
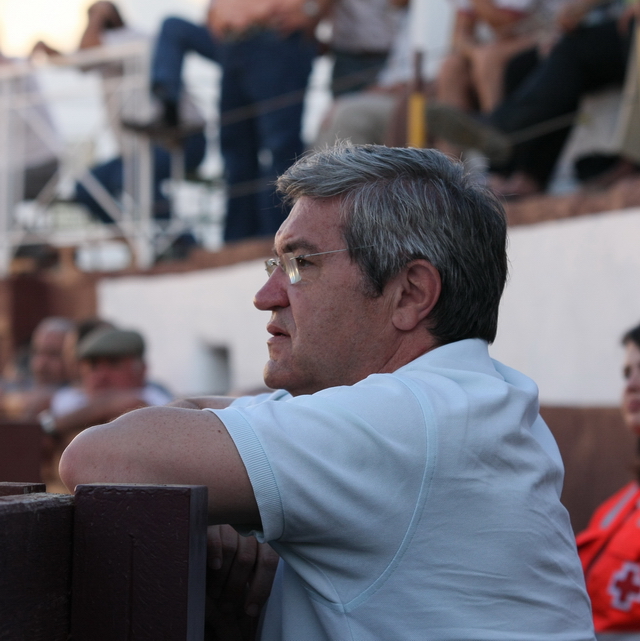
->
[[391, 260, 441, 332]]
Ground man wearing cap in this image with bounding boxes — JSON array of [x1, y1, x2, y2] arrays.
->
[[40, 327, 171, 489]]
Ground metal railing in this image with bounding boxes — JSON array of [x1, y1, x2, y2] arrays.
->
[[0, 40, 176, 275]]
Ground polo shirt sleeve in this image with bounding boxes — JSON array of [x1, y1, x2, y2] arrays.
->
[[206, 375, 432, 563]]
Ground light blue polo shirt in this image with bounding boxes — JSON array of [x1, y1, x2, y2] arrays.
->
[[207, 339, 595, 641]]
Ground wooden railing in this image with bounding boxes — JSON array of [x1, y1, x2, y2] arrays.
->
[[0, 482, 207, 640]]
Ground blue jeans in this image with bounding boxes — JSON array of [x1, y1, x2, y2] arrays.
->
[[75, 133, 206, 223], [218, 30, 316, 242], [151, 17, 219, 104]]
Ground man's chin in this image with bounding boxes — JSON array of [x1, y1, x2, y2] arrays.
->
[[263, 361, 290, 394]]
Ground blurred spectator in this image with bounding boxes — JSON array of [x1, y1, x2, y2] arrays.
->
[[427, 0, 633, 198], [35, 2, 207, 235], [576, 322, 640, 638], [39, 326, 172, 492], [327, 0, 404, 97], [315, 5, 411, 147], [60, 317, 116, 386], [436, 0, 560, 118], [0, 317, 74, 420]]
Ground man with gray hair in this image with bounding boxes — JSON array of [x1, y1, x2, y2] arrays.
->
[[60, 145, 595, 640]]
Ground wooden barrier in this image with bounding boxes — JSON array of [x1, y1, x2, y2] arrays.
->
[[0, 422, 43, 483], [0, 483, 207, 641]]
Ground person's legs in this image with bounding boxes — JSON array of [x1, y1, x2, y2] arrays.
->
[[219, 31, 315, 241], [315, 92, 399, 148], [75, 132, 206, 225], [219, 41, 261, 242], [247, 31, 316, 235], [75, 158, 124, 224], [152, 17, 219, 105], [468, 34, 535, 113], [488, 20, 631, 189], [331, 50, 388, 97], [436, 52, 474, 112], [491, 21, 629, 135]]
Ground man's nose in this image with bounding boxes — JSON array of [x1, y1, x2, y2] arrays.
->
[[254, 269, 290, 311]]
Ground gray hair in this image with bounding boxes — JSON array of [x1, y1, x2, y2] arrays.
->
[[276, 144, 508, 345]]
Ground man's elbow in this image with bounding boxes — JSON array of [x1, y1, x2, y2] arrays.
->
[[58, 427, 103, 492]]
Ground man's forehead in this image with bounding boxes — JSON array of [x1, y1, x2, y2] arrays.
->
[[274, 196, 342, 254]]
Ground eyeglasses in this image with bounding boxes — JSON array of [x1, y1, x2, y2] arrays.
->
[[264, 248, 355, 284]]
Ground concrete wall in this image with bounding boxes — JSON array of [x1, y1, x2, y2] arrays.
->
[[98, 208, 640, 404]]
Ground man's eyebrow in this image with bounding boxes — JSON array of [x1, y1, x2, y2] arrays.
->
[[276, 240, 320, 255]]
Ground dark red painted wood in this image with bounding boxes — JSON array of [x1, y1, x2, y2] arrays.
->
[[71, 484, 208, 641], [0, 422, 43, 483], [0, 493, 74, 640]]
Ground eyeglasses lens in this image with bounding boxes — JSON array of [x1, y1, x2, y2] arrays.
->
[[283, 253, 300, 284]]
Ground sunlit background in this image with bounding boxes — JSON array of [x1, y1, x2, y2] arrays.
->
[[0, 0, 207, 57]]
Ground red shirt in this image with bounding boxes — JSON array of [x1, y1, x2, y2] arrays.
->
[[577, 481, 640, 632]]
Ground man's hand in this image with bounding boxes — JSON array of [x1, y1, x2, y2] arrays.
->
[[205, 525, 279, 640]]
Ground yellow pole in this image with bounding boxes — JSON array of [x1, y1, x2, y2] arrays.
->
[[407, 50, 427, 148]]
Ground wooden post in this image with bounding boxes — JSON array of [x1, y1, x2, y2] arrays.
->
[[0, 493, 75, 640], [71, 484, 208, 641]]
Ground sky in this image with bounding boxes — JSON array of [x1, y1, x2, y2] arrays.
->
[[0, 0, 207, 57]]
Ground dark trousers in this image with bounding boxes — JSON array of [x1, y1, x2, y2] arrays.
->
[[489, 19, 631, 186], [331, 50, 388, 97], [151, 17, 219, 104], [219, 30, 316, 242]]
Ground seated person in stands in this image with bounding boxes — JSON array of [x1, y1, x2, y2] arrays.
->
[[427, 0, 635, 198], [43, 326, 172, 439], [0, 49, 60, 202], [40, 326, 172, 492], [0, 317, 74, 421], [577, 322, 640, 638], [59, 317, 115, 389], [314, 1, 410, 149], [433, 0, 556, 159], [35, 1, 206, 242]]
